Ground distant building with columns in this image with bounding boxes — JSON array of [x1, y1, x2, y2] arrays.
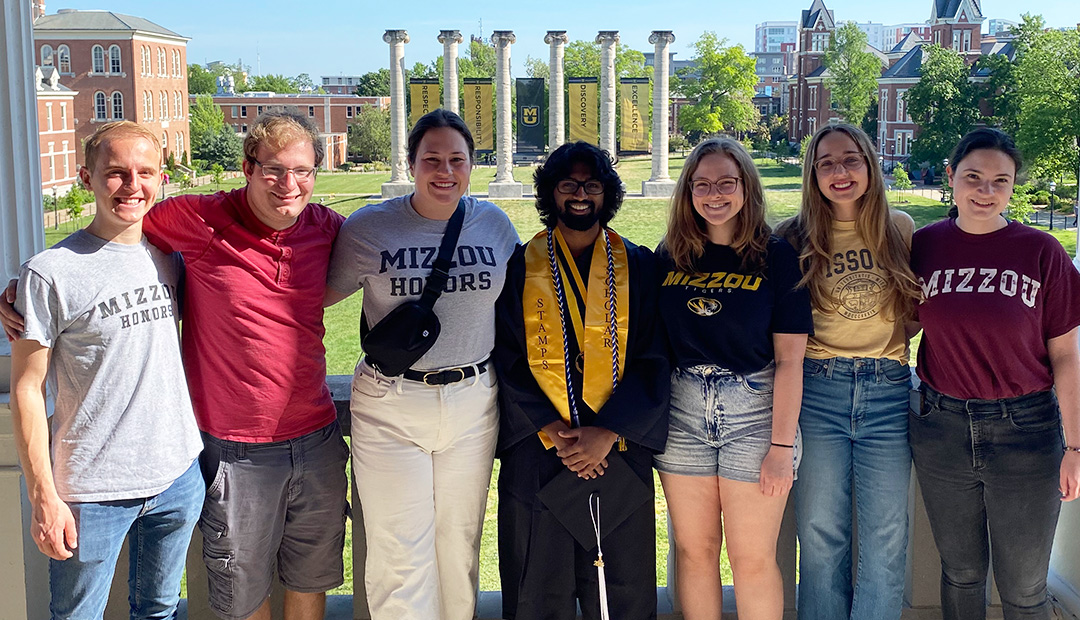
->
[[32, 6, 191, 166]]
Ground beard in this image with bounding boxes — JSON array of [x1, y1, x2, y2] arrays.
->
[[557, 199, 603, 231]]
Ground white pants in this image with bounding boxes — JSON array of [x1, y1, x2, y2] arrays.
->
[[350, 359, 499, 620]]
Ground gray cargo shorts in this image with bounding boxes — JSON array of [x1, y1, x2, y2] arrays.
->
[[198, 421, 350, 620]]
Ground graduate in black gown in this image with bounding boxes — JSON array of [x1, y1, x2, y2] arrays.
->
[[493, 142, 670, 620]]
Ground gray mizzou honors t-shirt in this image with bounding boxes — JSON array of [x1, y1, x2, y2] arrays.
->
[[327, 195, 519, 371], [17, 230, 202, 503]]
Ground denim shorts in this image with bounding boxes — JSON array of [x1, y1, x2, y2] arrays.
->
[[655, 363, 800, 483]]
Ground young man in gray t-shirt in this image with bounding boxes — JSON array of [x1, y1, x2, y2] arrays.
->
[[9, 121, 202, 619]]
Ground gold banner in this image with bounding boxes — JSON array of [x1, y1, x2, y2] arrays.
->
[[408, 79, 439, 128], [568, 78, 598, 145], [619, 79, 650, 153], [464, 78, 493, 151]]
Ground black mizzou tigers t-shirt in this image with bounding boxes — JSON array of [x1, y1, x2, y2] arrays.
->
[[657, 236, 812, 374]]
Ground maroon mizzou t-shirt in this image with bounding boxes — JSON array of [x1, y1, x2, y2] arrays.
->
[[912, 218, 1080, 399]]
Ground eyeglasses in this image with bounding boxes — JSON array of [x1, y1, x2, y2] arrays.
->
[[556, 179, 605, 195], [814, 154, 866, 175], [252, 159, 316, 181], [690, 177, 741, 197]]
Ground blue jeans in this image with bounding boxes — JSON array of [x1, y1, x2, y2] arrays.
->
[[911, 385, 1063, 620], [794, 357, 912, 620], [50, 460, 204, 620]]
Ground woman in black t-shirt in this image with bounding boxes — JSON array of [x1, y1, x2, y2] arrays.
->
[[654, 138, 812, 620]]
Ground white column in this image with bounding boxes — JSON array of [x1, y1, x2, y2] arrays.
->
[[545, 31, 568, 151], [643, 30, 677, 198], [382, 29, 413, 198], [488, 30, 523, 198], [596, 31, 619, 157], [0, 1, 50, 617], [438, 30, 462, 114]]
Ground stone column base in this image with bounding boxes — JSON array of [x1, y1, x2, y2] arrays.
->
[[380, 181, 414, 199], [642, 179, 676, 198], [488, 182, 524, 199]]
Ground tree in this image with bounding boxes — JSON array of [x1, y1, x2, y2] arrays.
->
[[1014, 20, 1080, 183], [189, 95, 225, 156], [524, 56, 548, 79], [242, 74, 297, 93], [459, 39, 496, 79], [355, 68, 391, 96], [348, 105, 391, 163], [676, 32, 758, 137], [823, 22, 883, 124], [407, 61, 438, 80], [188, 64, 217, 95], [892, 165, 912, 203], [200, 125, 244, 171], [906, 45, 980, 168], [561, 40, 650, 78], [292, 73, 316, 93]]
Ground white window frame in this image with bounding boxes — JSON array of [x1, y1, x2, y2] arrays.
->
[[144, 91, 153, 120], [160, 92, 168, 120], [112, 92, 124, 120], [41, 44, 53, 67], [45, 103, 53, 131], [109, 45, 122, 74], [92, 45, 105, 73], [58, 45, 71, 73], [897, 89, 907, 122], [60, 103, 67, 129], [94, 91, 107, 120]]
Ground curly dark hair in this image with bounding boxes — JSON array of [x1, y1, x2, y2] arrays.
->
[[533, 142, 624, 229]]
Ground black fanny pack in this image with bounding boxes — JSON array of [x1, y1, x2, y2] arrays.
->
[[360, 200, 465, 377]]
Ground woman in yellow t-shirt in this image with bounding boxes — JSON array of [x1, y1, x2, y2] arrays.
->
[[777, 124, 921, 620]]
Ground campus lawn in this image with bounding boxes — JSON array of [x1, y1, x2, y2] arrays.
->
[[44, 158, 1073, 596]]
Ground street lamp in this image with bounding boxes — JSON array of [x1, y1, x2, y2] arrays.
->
[[942, 159, 950, 204], [1049, 181, 1056, 230]]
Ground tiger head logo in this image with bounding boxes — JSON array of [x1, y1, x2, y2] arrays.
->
[[687, 297, 722, 317]]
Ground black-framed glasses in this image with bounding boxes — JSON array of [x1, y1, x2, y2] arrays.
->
[[252, 159, 316, 181], [814, 154, 866, 175], [556, 179, 605, 195], [690, 177, 741, 197]]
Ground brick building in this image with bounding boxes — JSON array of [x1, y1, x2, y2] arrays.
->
[[195, 92, 390, 169], [32, 8, 191, 167], [35, 66, 79, 195]]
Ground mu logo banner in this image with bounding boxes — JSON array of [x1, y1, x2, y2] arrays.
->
[[522, 106, 540, 126]]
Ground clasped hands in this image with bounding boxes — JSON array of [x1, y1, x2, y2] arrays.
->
[[542, 420, 617, 480]]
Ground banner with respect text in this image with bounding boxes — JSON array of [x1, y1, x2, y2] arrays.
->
[[408, 79, 439, 128]]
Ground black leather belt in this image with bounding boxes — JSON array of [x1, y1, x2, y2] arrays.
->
[[402, 361, 488, 385]]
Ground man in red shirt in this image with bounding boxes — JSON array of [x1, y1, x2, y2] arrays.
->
[[4, 111, 347, 620]]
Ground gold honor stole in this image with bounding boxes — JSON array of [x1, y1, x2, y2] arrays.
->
[[523, 228, 630, 449]]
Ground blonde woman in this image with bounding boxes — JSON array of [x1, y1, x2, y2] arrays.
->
[[777, 124, 921, 620], [656, 138, 812, 620]]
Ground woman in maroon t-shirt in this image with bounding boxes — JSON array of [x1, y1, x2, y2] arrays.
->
[[909, 128, 1080, 620]]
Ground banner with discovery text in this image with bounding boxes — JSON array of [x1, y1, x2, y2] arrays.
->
[[568, 77, 598, 145]]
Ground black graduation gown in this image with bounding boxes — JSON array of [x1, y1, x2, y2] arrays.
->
[[492, 233, 670, 620]]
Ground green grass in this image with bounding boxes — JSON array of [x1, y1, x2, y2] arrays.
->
[[46, 160, 1074, 596]]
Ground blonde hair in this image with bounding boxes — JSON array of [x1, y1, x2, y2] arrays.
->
[[243, 110, 324, 168], [83, 121, 160, 173], [662, 138, 770, 274], [778, 124, 920, 321]]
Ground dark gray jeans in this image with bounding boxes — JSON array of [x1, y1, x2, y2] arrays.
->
[[910, 385, 1063, 620]]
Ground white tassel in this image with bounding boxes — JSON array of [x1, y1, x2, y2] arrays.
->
[[589, 492, 611, 620]]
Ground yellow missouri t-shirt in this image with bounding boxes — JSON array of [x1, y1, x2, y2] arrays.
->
[[805, 211, 914, 363]]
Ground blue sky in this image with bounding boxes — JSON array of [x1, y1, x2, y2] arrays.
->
[[45, 0, 1078, 79]]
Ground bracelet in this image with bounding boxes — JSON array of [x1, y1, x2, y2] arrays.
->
[[770, 442, 794, 449], [1066, 446, 1080, 453]]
